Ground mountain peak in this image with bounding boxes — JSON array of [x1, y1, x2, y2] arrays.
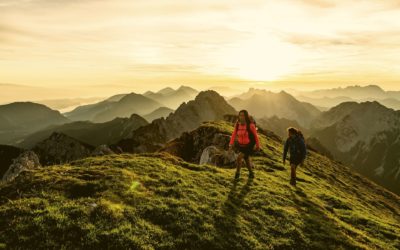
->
[[128, 113, 148, 122], [157, 87, 175, 95], [33, 132, 95, 165], [194, 90, 224, 101], [176, 85, 198, 94], [347, 84, 384, 91]]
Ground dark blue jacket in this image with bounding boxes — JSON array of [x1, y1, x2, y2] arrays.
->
[[283, 134, 307, 162]]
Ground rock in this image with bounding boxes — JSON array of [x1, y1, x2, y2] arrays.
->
[[91, 145, 114, 156], [33, 132, 95, 165], [2, 151, 41, 182], [161, 121, 234, 163], [0, 145, 24, 178], [199, 146, 237, 167], [223, 114, 238, 124]]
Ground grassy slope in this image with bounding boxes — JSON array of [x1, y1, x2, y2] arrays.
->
[[0, 121, 399, 250]]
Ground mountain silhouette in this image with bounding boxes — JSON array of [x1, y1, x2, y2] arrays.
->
[[18, 113, 149, 149], [0, 102, 69, 144], [229, 89, 321, 127]]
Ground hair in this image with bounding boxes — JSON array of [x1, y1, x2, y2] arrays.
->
[[237, 109, 251, 126], [287, 127, 304, 139]]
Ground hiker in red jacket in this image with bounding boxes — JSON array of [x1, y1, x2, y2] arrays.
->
[[229, 110, 260, 179]]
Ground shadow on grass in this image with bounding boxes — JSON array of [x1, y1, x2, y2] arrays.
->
[[288, 187, 364, 249], [213, 176, 254, 250]]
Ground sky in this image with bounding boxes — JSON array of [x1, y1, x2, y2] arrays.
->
[[1, 0, 400, 100]]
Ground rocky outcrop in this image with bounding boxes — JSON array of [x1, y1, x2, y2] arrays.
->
[[0, 145, 24, 178], [223, 114, 237, 123], [311, 101, 400, 194], [114, 91, 237, 153], [2, 151, 41, 182], [161, 123, 233, 163], [199, 146, 237, 167], [33, 132, 95, 165], [91, 145, 114, 156]]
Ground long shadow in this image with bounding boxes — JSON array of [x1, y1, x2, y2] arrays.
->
[[288, 187, 363, 249], [213, 176, 254, 250]]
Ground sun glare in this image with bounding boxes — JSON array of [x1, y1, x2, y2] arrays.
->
[[216, 33, 304, 81]]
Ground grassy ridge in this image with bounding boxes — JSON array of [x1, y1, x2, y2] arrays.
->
[[0, 121, 399, 249]]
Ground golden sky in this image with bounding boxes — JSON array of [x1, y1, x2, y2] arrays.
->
[[1, 0, 400, 98]]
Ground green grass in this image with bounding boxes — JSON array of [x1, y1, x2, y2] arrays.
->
[[0, 121, 399, 249]]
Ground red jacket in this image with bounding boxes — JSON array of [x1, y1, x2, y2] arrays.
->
[[229, 122, 260, 148]]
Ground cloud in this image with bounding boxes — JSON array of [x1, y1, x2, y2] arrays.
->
[[296, 0, 337, 8], [1, 0, 400, 92], [282, 30, 400, 50]]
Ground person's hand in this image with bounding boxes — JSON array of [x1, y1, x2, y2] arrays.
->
[[254, 145, 260, 151], [228, 144, 233, 151]]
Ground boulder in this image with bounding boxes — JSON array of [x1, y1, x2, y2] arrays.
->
[[199, 146, 237, 167], [2, 151, 41, 182]]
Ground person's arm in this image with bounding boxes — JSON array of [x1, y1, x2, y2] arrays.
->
[[283, 139, 289, 164], [229, 122, 238, 147], [250, 123, 260, 149]]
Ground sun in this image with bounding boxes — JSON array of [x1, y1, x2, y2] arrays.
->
[[215, 33, 305, 81]]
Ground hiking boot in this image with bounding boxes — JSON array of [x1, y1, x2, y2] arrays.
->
[[290, 178, 296, 186], [249, 171, 255, 179], [235, 171, 240, 179]]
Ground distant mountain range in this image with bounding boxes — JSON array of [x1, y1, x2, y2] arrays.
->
[[292, 85, 400, 110], [2, 85, 400, 195], [64, 85, 197, 122], [143, 107, 174, 122], [64, 93, 163, 123], [228, 88, 321, 128], [143, 85, 199, 109], [35, 97, 104, 113], [17, 114, 149, 149]]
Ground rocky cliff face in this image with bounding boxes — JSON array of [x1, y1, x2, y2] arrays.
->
[[114, 91, 237, 153], [0, 145, 24, 178], [2, 151, 41, 182], [311, 101, 400, 194], [32, 132, 96, 165], [160, 120, 273, 167], [161, 122, 234, 164]]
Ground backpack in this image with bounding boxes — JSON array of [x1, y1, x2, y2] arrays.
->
[[292, 133, 306, 160], [235, 119, 256, 147]]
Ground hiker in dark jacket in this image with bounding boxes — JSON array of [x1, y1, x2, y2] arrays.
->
[[229, 110, 260, 179], [283, 127, 307, 186]]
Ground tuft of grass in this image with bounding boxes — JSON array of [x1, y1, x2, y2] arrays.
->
[[0, 121, 399, 249]]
